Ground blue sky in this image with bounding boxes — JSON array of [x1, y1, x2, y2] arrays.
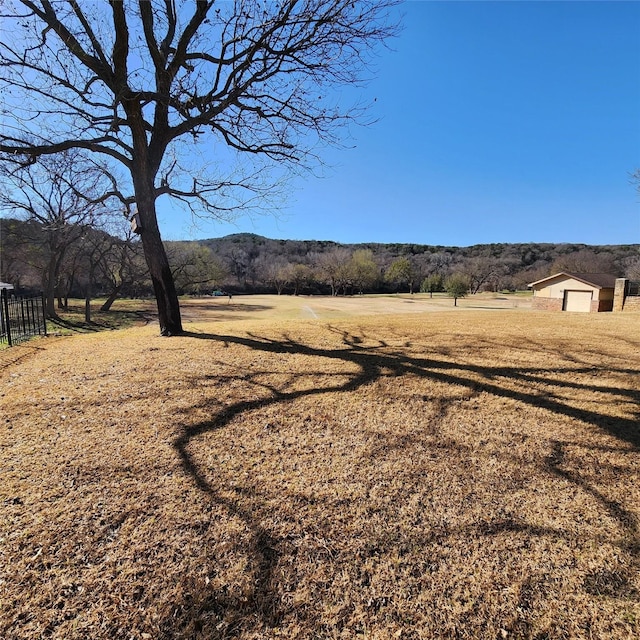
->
[[160, 0, 640, 246]]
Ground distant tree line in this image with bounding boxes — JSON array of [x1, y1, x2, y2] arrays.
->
[[197, 232, 640, 296], [3, 216, 638, 313]]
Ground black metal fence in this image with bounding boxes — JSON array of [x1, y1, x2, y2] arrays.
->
[[0, 289, 47, 347], [627, 280, 640, 296]]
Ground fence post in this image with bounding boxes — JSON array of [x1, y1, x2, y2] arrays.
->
[[2, 288, 11, 347], [41, 292, 47, 336]]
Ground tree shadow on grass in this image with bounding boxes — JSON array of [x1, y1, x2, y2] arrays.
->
[[182, 302, 274, 314], [181, 327, 640, 448], [166, 326, 640, 637], [48, 309, 152, 333]]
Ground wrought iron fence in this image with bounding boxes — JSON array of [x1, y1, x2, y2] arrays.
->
[[627, 280, 640, 296], [0, 289, 47, 347]]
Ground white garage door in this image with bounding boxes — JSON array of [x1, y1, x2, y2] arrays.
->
[[563, 290, 592, 312]]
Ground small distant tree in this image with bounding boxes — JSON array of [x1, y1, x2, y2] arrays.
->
[[260, 257, 291, 295], [288, 263, 313, 296], [313, 248, 352, 296], [350, 249, 378, 294], [420, 273, 443, 298], [385, 256, 411, 292], [445, 274, 469, 307]]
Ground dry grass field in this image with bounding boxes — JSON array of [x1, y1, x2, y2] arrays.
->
[[177, 292, 532, 324], [1, 297, 639, 639]]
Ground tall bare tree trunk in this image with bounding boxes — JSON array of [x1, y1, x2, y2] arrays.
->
[[128, 104, 183, 336], [137, 197, 183, 336]]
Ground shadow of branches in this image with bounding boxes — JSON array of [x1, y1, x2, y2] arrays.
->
[[165, 325, 640, 638]]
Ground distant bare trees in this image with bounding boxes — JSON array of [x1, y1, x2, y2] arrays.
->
[[549, 249, 617, 275], [98, 232, 146, 311], [311, 248, 378, 296], [4, 214, 634, 302], [623, 256, 640, 281], [457, 256, 506, 294], [0, 152, 112, 317], [259, 256, 292, 295], [313, 248, 353, 296]]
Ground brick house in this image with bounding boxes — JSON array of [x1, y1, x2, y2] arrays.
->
[[528, 272, 617, 312]]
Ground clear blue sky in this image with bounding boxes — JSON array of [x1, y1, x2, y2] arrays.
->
[[160, 0, 640, 246]]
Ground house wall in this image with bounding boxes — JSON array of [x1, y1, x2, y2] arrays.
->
[[591, 299, 613, 312], [531, 297, 563, 312], [598, 288, 614, 302], [623, 296, 640, 312], [533, 276, 600, 300]]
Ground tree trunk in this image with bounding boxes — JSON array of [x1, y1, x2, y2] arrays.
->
[[137, 196, 183, 336], [101, 285, 122, 312], [44, 280, 58, 319], [127, 97, 183, 336], [42, 253, 59, 318]]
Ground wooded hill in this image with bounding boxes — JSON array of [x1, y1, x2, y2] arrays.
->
[[198, 232, 640, 295], [2, 216, 638, 299]]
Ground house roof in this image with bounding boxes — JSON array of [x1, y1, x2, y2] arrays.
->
[[528, 272, 618, 290], [0, 282, 14, 290]]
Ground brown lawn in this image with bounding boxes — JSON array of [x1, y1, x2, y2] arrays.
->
[[177, 292, 532, 324], [1, 300, 639, 639]]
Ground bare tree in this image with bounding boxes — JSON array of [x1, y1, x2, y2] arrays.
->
[[312, 248, 352, 296], [0, 1, 399, 335], [288, 262, 313, 296], [459, 255, 505, 294], [0, 151, 111, 317], [167, 241, 226, 295], [549, 249, 618, 276], [74, 229, 118, 322], [258, 256, 291, 295], [96, 225, 147, 311]]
